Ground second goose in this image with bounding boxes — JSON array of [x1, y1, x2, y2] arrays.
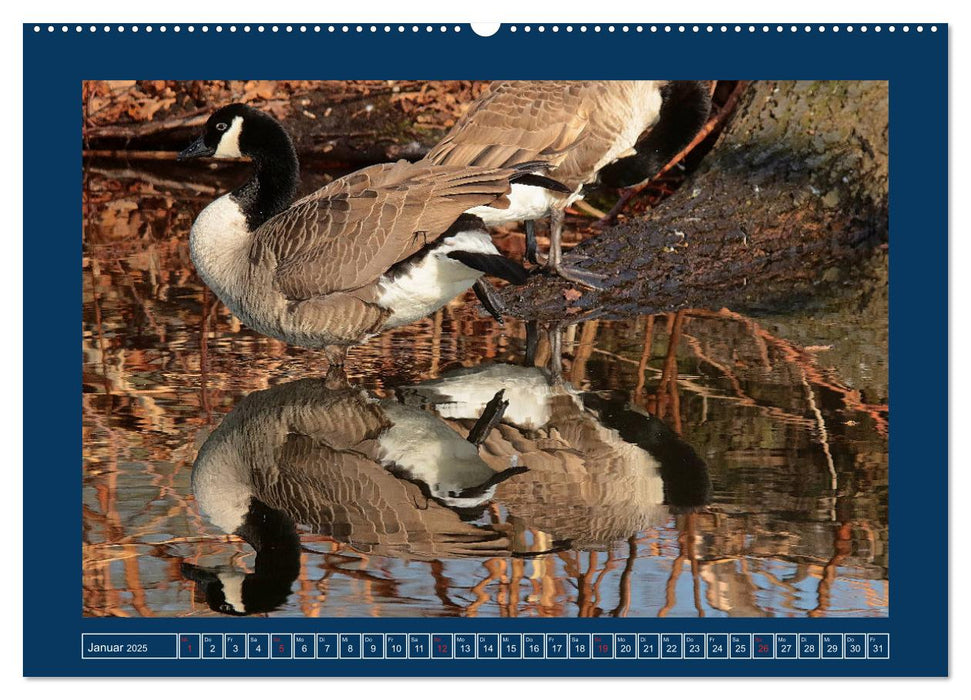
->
[[425, 81, 712, 287], [178, 104, 566, 370]]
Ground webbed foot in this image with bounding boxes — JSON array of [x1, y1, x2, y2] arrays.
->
[[547, 262, 606, 290]]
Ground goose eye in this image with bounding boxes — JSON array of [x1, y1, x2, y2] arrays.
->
[[216, 122, 228, 132]]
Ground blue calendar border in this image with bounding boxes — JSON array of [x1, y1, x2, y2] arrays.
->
[[26, 22, 947, 677]]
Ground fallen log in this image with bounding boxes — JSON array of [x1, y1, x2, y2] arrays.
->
[[503, 81, 889, 320]]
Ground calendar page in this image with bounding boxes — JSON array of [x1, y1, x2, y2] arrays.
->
[[24, 20, 946, 677]]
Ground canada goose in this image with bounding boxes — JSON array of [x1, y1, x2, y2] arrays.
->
[[184, 378, 525, 615], [424, 81, 712, 287], [401, 364, 711, 552], [177, 104, 568, 370]]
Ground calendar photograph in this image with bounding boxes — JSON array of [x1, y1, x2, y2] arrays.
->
[[82, 78, 888, 620]]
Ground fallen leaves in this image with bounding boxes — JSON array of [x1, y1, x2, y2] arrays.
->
[[82, 80, 491, 149], [82, 80, 320, 134], [388, 80, 487, 127]]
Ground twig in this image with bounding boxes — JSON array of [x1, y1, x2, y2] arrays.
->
[[84, 149, 182, 160], [86, 163, 222, 195], [84, 108, 210, 140], [570, 200, 609, 219]]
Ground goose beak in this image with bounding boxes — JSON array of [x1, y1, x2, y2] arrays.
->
[[177, 137, 215, 161]]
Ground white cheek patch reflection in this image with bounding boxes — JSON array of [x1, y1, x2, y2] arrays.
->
[[214, 116, 244, 159], [218, 572, 246, 614]]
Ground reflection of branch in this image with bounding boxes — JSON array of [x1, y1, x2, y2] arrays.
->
[[659, 513, 705, 618], [467, 558, 505, 618], [610, 537, 638, 618], [633, 316, 655, 402], [507, 558, 524, 617], [655, 312, 685, 434], [658, 553, 684, 618], [87, 261, 111, 396], [681, 331, 756, 407], [698, 308, 889, 437], [750, 561, 800, 613], [800, 367, 839, 504], [679, 327, 817, 429], [568, 307, 885, 445], [111, 259, 192, 375], [808, 522, 853, 618], [591, 546, 623, 598], [569, 320, 600, 385], [685, 514, 704, 617], [576, 552, 600, 618]]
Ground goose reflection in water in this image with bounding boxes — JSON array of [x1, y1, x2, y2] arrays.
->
[[182, 378, 520, 615], [400, 364, 711, 555], [183, 367, 710, 616]]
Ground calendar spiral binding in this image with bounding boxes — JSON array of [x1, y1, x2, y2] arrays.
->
[[29, 23, 942, 35]]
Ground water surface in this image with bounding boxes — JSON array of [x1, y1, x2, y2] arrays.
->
[[82, 160, 888, 618]]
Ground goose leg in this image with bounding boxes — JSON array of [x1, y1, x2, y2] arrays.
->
[[546, 208, 607, 290], [524, 219, 541, 265], [472, 279, 506, 325], [323, 345, 349, 389], [546, 209, 563, 270], [544, 309, 605, 384], [524, 319, 540, 366], [548, 324, 564, 385]]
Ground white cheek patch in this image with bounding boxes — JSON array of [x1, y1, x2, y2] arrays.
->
[[214, 115, 244, 159], [218, 572, 247, 614]]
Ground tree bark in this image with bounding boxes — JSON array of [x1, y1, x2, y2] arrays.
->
[[504, 80, 889, 319]]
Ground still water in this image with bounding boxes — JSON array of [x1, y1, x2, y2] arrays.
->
[[82, 159, 888, 618]]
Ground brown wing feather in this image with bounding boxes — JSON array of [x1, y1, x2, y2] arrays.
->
[[267, 438, 511, 559], [426, 81, 665, 192], [425, 81, 592, 175], [249, 388, 511, 560], [249, 160, 522, 300]]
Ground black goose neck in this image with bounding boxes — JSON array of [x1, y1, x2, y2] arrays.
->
[[236, 498, 302, 569], [231, 125, 300, 231], [220, 499, 301, 615], [598, 81, 713, 188]]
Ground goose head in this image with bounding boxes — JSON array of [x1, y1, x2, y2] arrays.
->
[[181, 560, 296, 617], [178, 103, 299, 231], [181, 497, 302, 617], [597, 81, 713, 188], [178, 103, 294, 162], [181, 564, 250, 616]]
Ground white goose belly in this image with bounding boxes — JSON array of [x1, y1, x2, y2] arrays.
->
[[377, 229, 495, 328], [468, 183, 574, 226]]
